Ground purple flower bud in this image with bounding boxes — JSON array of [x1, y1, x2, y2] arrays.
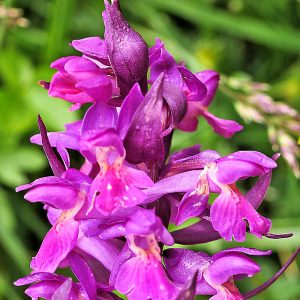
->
[[124, 73, 165, 166], [103, 0, 149, 97]]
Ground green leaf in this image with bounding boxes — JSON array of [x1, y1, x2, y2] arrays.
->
[[147, 0, 300, 53], [0, 147, 46, 187], [0, 190, 31, 274], [27, 86, 79, 131]]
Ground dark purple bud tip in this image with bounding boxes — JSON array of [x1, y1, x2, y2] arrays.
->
[[37, 115, 66, 177], [124, 73, 165, 166], [103, 0, 149, 97], [264, 232, 293, 239], [38, 80, 50, 90], [175, 271, 198, 300]]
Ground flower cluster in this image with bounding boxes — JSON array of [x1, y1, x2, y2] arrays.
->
[[15, 1, 299, 299]]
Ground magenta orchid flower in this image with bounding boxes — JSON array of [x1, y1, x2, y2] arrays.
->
[[42, 56, 113, 111], [15, 272, 121, 300], [16, 169, 92, 272], [110, 210, 178, 300], [164, 247, 272, 299], [79, 129, 153, 216], [149, 39, 243, 137]]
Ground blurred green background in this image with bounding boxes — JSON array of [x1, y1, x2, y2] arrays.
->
[[0, 0, 300, 299]]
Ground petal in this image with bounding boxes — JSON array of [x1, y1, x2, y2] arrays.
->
[[16, 176, 67, 192], [149, 38, 164, 66], [24, 184, 78, 210], [71, 37, 109, 63], [15, 272, 64, 286], [116, 83, 144, 140], [222, 151, 277, 169], [30, 120, 82, 151], [209, 283, 243, 300], [51, 278, 72, 300], [175, 191, 208, 226], [126, 167, 154, 188], [75, 73, 112, 102], [168, 145, 201, 163], [109, 243, 133, 286], [145, 170, 200, 202], [81, 101, 117, 133], [149, 40, 181, 86], [50, 56, 78, 71], [64, 56, 100, 75], [37, 115, 66, 177], [56, 141, 70, 169], [174, 271, 198, 300], [212, 247, 272, 261], [115, 256, 178, 300], [68, 252, 97, 300], [164, 248, 211, 284], [177, 102, 200, 132], [98, 223, 126, 240], [215, 151, 277, 185], [178, 66, 207, 101], [31, 131, 80, 151], [165, 150, 220, 177], [80, 128, 124, 164], [246, 171, 272, 209], [76, 236, 120, 271], [199, 108, 243, 138], [25, 282, 62, 300], [210, 188, 271, 242], [162, 79, 187, 135], [49, 71, 93, 105], [62, 168, 92, 186], [195, 70, 220, 107], [89, 172, 147, 215], [206, 253, 261, 285], [164, 248, 216, 295], [216, 160, 267, 184], [125, 209, 174, 245], [171, 218, 221, 245], [30, 216, 79, 273]]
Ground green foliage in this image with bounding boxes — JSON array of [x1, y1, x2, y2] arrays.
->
[[0, 0, 299, 299]]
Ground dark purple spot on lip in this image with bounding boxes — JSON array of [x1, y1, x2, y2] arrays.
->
[[95, 191, 100, 196]]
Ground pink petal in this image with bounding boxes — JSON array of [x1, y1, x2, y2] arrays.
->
[[115, 256, 178, 300], [175, 191, 208, 226], [24, 184, 78, 210], [207, 253, 261, 285], [30, 216, 79, 272], [117, 83, 144, 140], [71, 37, 108, 62], [210, 187, 271, 242], [199, 108, 243, 138], [195, 70, 219, 107], [81, 101, 117, 133]]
